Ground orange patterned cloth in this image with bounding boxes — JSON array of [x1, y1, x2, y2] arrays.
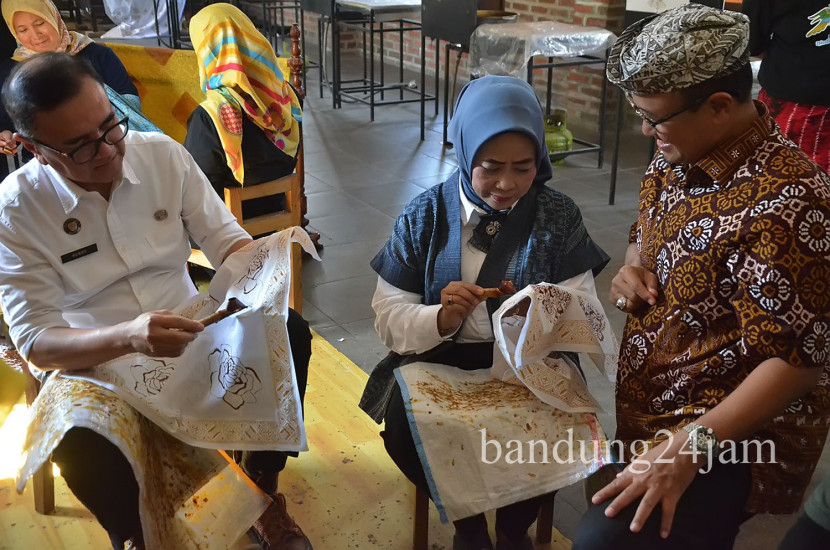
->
[[104, 41, 294, 145], [617, 102, 830, 514], [105, 42, 204, 144]]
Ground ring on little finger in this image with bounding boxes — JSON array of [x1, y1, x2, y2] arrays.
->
[[447, 294, 454, 306]]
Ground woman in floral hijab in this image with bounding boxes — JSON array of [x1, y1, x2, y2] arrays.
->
[[1, 0, 159, 132]]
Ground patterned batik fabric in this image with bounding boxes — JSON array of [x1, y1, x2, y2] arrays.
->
[[396, 363, 608, 523], [606, 3, 749, 94], [17, 376, 270, 549], [616, 101, 830, 514], [491, 283, 618, 412], [189, 3, 302, 184]]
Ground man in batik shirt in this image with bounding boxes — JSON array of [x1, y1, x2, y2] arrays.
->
[[574, 5, 830, 549]]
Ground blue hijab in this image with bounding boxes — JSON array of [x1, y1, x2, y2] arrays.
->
[[448, 75, 554, 213]]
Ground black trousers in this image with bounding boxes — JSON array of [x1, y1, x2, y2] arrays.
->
[[381, 342, 544, 542], [778, 515, 830, 550], [572, 455, 753, 550], [50, 308, 312, 549]]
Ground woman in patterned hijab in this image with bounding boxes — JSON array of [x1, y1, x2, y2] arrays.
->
[[186, 3, 302, 195], [2, 0, 92, 59]]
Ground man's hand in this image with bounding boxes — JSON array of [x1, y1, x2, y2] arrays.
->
[[592, 432, 702, 538], [609, 265, 660, 312], [126, 310, 204, 357], [437, 281, 485, 335]]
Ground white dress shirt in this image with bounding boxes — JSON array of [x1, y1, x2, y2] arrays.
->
[[0, 131, 249, 360], [372, 183, 597, 355]]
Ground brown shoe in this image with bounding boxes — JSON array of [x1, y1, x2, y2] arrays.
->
[[251, 493, 312, 550]]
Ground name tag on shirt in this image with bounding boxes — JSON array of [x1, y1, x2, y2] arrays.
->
[[61, 244, 98, 264]]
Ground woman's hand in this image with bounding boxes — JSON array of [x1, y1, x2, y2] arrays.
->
[[437, 281, 485, 335], [0, 131, 18, 155], [610, 265, 659, 313]]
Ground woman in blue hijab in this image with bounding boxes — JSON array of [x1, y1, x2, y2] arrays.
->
[[365, 76, 609, 550]]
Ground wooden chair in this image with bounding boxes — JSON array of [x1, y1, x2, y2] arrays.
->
[[413, 488, 555, 550], [188, 166, 304, 313], [187, 24, 307, 314]]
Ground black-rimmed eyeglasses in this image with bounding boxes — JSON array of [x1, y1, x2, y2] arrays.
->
[[29, 117, 130, 164], [626, 95, 708, 129]]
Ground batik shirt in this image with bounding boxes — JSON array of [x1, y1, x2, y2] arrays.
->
[[617, 102, 830, 514]]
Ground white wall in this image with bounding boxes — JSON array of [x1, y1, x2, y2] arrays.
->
[[626, 0, 688, 12]]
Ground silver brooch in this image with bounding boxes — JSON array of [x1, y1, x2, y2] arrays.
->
[[485, 220, 501, 236]]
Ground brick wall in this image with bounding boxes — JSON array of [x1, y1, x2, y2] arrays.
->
[[282, 0, 627, 129]]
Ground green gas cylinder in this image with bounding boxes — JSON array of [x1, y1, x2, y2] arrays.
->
[[545, 108, 573, 165]]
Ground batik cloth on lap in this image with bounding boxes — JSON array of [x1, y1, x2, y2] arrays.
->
[[17, 375, 270, 549], [492, 283, 618, 413], [64, 227, 319, 451], [396, 283, 616, 521], [396, 363, 607, 522]]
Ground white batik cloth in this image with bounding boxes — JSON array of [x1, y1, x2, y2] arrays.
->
[[65, 227, 319, 451], [395, 283, 617, 522], [492, 283, 618, 413], [15, 227, 319, 548]]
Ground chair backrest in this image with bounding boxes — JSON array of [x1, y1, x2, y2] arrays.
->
[[224, 173, 303, 236], [223, 169, 304, 313]]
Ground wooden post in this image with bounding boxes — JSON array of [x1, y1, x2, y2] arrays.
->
[[24, 370, 55, 515], [289, 23, 305, 99], [413, 488, 429, 550], [536, 492, 555, 543], [290, 23, 322, 249]]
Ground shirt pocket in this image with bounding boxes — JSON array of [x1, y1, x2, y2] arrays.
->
[[141, 210, 189, 267]]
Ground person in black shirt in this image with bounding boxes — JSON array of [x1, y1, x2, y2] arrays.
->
[[743, 0, 830, 172], [183, 6, 311, 549], [183, 4, 302, 225]]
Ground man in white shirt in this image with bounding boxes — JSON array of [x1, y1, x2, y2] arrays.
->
[[0, 52, 312, 550]]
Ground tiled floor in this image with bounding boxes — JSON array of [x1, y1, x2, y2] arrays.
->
[[296, 54, 829, 547]]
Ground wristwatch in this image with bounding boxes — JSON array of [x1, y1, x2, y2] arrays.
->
[[682, 422, 719, 457]]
